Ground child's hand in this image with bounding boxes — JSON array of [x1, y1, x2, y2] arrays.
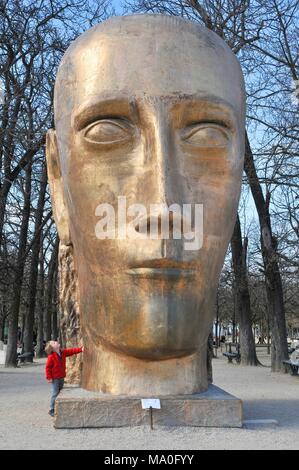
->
[[81, 346, 85, 352]]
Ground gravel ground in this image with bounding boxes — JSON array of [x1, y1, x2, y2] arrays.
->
[[0, 351, 299, 450]]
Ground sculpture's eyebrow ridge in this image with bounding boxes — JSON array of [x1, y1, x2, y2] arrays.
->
[[72, 96, 136, 130], [169, 94, 238, 129], [72, 93, 239, 131]]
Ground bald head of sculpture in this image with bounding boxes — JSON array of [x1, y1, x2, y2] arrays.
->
[[46, 14, 245, 394]]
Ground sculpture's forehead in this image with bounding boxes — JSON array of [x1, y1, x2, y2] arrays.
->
[[55, 21, 244, 120]]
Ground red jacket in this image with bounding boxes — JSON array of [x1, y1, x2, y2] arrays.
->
[[45, 348, 83, 380]]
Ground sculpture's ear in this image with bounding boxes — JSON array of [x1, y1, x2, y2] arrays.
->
[[46, 129, 71, 245]]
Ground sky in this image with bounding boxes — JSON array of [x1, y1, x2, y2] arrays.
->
[[112, 0, 123, 14]]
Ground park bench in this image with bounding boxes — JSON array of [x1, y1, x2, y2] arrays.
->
[[282, 360, 299, 376], [17, 351, 34, 365], [223, 342, 241, 364], [223, 351, 241, 364]]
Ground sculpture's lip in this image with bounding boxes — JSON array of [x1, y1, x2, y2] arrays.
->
[[126, 267, 197, 279], [128, 258, 197, 269], [126, 259, 198, 279]]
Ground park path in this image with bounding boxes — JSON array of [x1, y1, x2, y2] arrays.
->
[[0, 353, 299, 450]]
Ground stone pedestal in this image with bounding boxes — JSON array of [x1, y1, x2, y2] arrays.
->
[[54, 384, 242, 428]]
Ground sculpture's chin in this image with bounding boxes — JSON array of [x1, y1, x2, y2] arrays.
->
[[107, 344, 197, 361], [82, 287, 209, 362]]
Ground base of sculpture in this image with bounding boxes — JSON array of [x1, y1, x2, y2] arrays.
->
[[53, 384, 242, 428]]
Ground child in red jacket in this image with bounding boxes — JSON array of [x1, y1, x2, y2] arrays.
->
[[45, 340, 84, 417]]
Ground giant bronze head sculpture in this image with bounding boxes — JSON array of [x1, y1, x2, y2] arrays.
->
[[47, 15, 245, 395]]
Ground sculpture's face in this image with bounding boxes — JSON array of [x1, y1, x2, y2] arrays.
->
[[49, 17, 245, 360]]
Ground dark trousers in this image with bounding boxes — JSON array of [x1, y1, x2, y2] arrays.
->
[[50, 378, 64, 411]]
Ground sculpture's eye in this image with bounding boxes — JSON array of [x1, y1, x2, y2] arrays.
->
[[83, 119, 132, 144], [181, 124, 229, 147]]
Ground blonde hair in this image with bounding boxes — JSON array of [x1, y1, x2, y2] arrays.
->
[[45, 341, 54, 355]]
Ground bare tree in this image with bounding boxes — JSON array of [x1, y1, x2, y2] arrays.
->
[[1, 0, 113, 366], [244, 135, 289, 370], [44, 235, 59, 342], [23, 162, 48, 359], [231, 214, 259, 365], [5, 162, 32, 366]]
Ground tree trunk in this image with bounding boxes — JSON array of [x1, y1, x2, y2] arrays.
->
[[215, 290, 220, 347], [52, 264, 58, 340], [1, 319, 5, 341], [0, 301, 8, 342], [0, 181, 11, 251], [23, 162, 47, 359], [44, 235, 59, 341], [231, 214, 259, 365], [36, 239, 45, 358], [207, 331, 213, 383], [244, 133, 288, 371], [5, 163, 32, 367]]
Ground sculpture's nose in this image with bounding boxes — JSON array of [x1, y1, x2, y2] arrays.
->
[[150, 109, 174, 207], [134, 108, 184, 239]]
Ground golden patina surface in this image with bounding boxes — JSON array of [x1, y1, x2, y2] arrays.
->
[[46, 14, 245, 395]]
